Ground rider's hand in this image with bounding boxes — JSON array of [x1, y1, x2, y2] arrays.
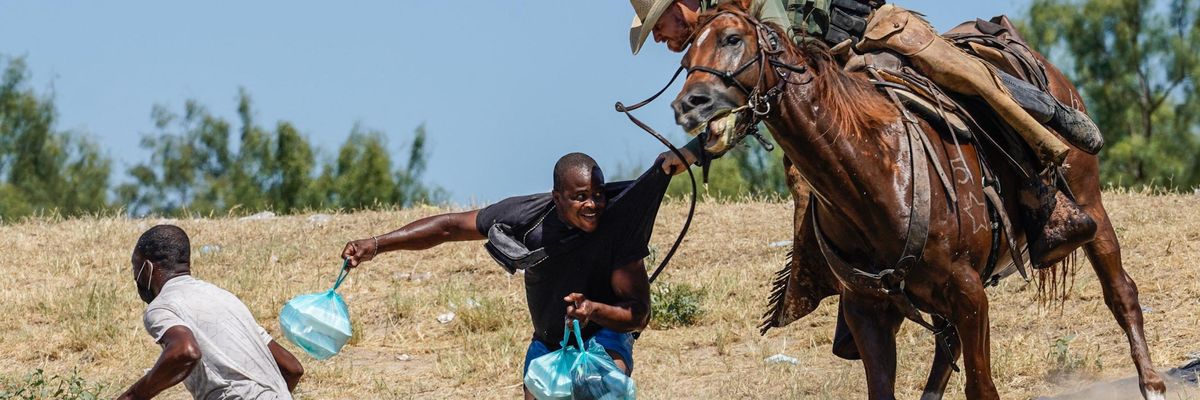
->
[[564, 293, 595, 327], [657, 148, 697, 176], [341, 238, 378, 269]]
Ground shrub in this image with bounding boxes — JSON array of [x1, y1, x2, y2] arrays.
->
[[649, 282, 706, 329]]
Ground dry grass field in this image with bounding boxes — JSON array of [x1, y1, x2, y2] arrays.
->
[[1, 191, 1198, 399]]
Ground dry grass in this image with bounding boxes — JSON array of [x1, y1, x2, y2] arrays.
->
[[1, 191, 1198, 399]]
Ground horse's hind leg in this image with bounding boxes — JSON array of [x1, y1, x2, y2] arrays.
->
[[1083, 204, 1166, 399], [945, 266, 1000, 400], [843, 293, 904, 400], [920, 316, 961, 400]]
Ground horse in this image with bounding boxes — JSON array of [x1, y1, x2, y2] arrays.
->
[[668, 1, 1165, 399]]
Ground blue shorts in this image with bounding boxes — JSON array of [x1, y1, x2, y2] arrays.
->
[[522, 328, 635, 376]]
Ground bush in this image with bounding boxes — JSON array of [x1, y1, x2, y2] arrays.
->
[[649, 282, 706, 329], [0, 369, 106, 400]]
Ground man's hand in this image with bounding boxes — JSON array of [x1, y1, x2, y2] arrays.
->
[[564, 293, 595, 327], [657, 148, 698, 176], [340, 238, 377, 268]]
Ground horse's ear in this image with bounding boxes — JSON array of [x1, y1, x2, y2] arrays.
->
[[732, 0, 754, 11]]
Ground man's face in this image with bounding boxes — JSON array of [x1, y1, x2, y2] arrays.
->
[[652, 1, 699, 52], [552, 166, 607, 233]]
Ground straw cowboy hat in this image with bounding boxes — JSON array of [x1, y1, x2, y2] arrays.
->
[[629, 0, 674, 54]]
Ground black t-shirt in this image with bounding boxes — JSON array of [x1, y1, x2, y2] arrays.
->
[[475, 164, 671, 346]]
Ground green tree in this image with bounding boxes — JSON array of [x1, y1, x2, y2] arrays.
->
[[120, 91, 444, 215], [0, 56, 111, 220], [271, 121, 317, 212], [1022, 0, 1200, 188]]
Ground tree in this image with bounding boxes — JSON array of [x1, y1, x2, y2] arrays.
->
[[0, 56, 111, 220], [1022, 0, 1200, 188], [119, 90, 444, 216]]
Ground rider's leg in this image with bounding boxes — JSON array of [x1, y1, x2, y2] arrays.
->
[[998, 71, 1104, 154], [857, 4, 1070, 165]]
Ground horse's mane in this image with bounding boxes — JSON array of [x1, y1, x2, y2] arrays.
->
[[789, 39, 899, 138], [700, 2, 898, 138]]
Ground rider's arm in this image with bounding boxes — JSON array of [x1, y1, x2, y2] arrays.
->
[[564, 258, 651, 332], [341, 210, 483, 267], [117, 326, 202, 400]]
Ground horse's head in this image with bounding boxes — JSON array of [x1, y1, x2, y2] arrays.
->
[[671, 0, 813, 155]]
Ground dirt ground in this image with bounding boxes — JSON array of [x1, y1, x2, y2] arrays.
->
[[1, 190, 1198, 399]]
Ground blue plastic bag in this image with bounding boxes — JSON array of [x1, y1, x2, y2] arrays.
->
[[524, 320, 636, 400], [279, 262, 353, 360]]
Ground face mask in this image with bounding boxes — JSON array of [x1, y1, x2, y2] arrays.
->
[[135, 260, 156, 304]]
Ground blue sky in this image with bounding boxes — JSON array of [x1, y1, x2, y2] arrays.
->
[[0, 0, 1028, 205]]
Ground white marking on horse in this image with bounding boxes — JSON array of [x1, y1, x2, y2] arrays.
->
[[695, 26, 713, 49]]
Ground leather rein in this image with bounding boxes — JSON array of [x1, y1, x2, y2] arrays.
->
[[611, 8, 799, 284]]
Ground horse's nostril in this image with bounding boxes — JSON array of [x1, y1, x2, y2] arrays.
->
[[688, 94, 712, 108]]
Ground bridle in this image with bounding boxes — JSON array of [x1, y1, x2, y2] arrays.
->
[[682, 7, 814, 150]]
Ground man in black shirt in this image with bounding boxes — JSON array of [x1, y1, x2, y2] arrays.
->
[[340, 152, 671, 398]]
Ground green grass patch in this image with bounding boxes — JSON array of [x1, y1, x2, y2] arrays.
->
[[0, 369, 107, 400]]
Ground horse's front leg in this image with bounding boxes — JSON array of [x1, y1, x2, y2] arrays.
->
[[919, 316, 960, 400], [843, 293, 904, 400], [945, 264, 1000, 400]]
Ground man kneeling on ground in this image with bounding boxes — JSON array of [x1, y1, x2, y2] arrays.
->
[[341, 152, 674, 399], [119, 225, 304, 400]]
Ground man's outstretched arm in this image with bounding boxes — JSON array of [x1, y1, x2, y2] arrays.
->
[[268, 340, 303, 392], [564, 258, 651, 332], [117, 326, 202, 400], [341, 210, 484, 267]]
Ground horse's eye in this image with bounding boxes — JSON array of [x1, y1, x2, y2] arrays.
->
[[724, 35, 742, 46]]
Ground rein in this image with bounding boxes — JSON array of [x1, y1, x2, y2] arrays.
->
[[614, 67, 697, 285]]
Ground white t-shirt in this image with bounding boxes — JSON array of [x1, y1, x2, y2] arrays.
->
[[143, 275, 292, 400]]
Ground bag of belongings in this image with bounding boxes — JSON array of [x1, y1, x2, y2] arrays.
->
[[279, 261, 353, 360], [524, 319, 636, 400]]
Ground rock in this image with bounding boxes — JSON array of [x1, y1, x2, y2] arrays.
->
[[239, 211, 276, 221], [464, 298, 480, 309], [768, 240, 791, 248], [198, 245, 222, 255], [764, 353, 800, 365], [396, 354, 413, 362], [307, 214, 332, 223], [436, 312, 456, 324]]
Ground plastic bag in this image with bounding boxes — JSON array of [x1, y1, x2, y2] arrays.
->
[[279, 262, 353, 360], [524, 320, 636, 400], [571, 341, 636, 400]]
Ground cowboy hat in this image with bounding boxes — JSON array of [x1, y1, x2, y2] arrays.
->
[[629, 0, 675, 54]]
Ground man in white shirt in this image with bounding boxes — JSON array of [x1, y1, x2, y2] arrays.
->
[[118, 225, 304, 400]]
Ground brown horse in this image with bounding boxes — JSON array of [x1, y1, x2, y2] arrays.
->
[[669, 1, 1165, 399]]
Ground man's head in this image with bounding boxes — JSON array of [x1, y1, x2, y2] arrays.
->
[[551, 153, 606, 233], [630, 0, 702, 54], [131, 225, 192, 304]]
